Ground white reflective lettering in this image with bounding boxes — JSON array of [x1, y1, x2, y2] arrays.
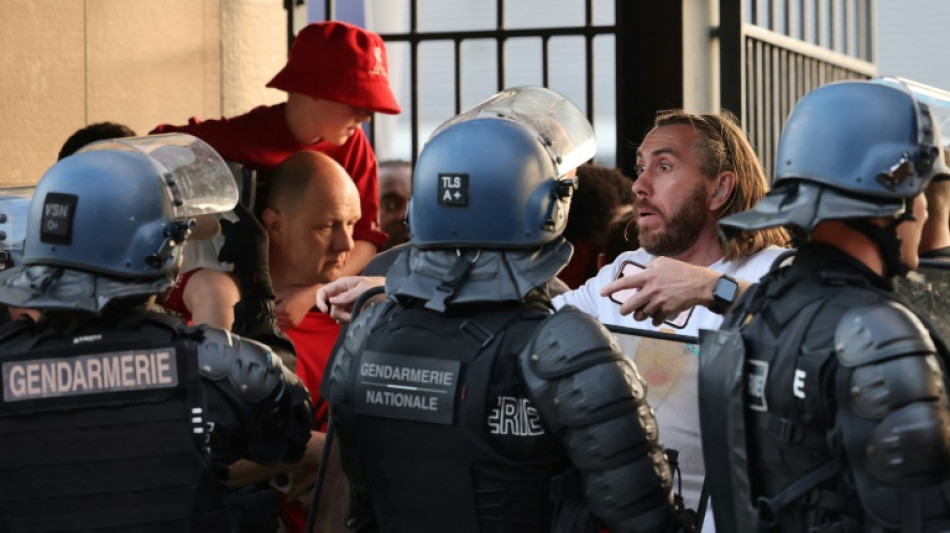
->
[[120, 354, 134, 386], [793, 369, 807, 399], [27, 363, 41, 396], [9, 365, 25, 397], [156, 352, 173, 384], [72, 359, 87, 391], [134, 354, 150, 384], [2, 349, 180, 402], [102, 357, 121, 388], [87, 358, 102, 389]]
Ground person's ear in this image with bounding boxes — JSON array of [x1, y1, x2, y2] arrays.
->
[[261, 208, 282, 239], [711, 171, 736, 210]]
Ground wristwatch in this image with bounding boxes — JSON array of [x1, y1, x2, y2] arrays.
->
[[708, 274, 739, 314]]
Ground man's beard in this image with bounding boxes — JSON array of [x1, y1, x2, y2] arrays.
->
[[636, 184, 710, 258]]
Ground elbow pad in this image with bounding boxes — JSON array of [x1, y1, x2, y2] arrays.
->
[[835, 302, 950, 526], [520, 307, 674, 533], [197, 327, 313, 464]]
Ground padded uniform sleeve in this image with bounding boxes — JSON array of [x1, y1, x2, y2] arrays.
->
[[196, 327, 313, 466], [519, 306, 677, 533], [833, 301, 950, 529]]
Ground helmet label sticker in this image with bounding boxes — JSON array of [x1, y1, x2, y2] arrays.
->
[[40, 192, 78, 245], [438, 173, 469, 206]]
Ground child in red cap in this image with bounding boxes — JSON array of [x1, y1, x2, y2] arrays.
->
[[153, 20, 399, 284]]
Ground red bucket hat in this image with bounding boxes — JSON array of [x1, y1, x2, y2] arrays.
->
[[267, 21, 401, 115]]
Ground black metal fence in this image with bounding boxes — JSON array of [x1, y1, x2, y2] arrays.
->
[[720, 0, 876, 179], [296, 0, 876, 181]]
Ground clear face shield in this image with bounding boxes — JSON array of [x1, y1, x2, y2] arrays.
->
[[77, 133, 240, 218], [429, 86, 596, 178], [0, 190, 32, 271], [874, 77, 950, 182], [78, 133, 239, 276]]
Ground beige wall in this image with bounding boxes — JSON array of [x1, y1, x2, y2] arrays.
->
[[0, 0, 286, 187]]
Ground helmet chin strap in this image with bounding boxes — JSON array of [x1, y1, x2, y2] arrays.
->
[[843, 217, 909, 279]]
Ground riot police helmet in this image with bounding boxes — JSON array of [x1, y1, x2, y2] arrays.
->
[[408, 86, 595, 250], [720, 79, 946, 238], [0, 133, 238, 312], [0, 189, 33, 272]]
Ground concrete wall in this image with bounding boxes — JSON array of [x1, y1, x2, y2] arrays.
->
[[0, 0, 286, 187]]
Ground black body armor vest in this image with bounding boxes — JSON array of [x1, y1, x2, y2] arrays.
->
[[0, 312, 222, 532], [332, 299, 571, 533], [700, 245, 950, 532]]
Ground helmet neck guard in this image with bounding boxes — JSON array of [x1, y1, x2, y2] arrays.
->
[[386, 238, 573, 309]]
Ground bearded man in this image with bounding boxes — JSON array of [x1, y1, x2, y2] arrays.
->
[[315, 109, 791, 531], [554, 110, 790, 529]]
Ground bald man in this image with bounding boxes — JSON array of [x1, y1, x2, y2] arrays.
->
[[230, 150, 359, 533], [265, 150, 362, 293]]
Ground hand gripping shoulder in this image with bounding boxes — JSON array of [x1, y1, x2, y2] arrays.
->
[[519, 306, 675, 533]]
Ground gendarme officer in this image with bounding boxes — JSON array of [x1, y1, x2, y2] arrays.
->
[[326, 87, 693, 533], [0, 134, 312, 532], [698, 80, 950, 532]]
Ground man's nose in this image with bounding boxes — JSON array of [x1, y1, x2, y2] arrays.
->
[[335, 230, 355, 251], [632, 174, 651, 197]]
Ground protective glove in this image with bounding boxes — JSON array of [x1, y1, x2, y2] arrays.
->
[[225, 485, 281, 533], [217, 203, 297, 371], [217, 202, 274, 301]]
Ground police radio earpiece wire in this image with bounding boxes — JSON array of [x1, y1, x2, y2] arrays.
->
[[306, 284, 387, 533]]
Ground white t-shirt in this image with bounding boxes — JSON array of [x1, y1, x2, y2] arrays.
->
[[553, 246, 786, 531]]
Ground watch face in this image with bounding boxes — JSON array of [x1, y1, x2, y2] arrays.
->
[[714, 276, 739, 302]]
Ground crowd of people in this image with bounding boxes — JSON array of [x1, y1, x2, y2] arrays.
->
[[0, 17, 949, 533]]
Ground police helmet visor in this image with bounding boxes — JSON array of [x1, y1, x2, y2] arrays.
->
[[0, 191, 32, 271], [719, 180, 906, 239], [430, 86, 596, 177], [875, 77, 950, 181], [78, 133, 239, 218]]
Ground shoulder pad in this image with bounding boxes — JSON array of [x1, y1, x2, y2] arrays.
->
[[519, 307, 647, 428], [328, 300, 394, 407], [0, 318, 35, 346], [196, 327, 283, 402], [343, 299, 391, 354], [835, 301, 936, 368], [522, 305, 625, 379]]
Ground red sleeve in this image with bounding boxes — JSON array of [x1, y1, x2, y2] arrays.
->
[[150, 106, 294, 171], [342, 130, 387, 248], [161, 269, 196, 322], [154, 109, 388, 249]]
